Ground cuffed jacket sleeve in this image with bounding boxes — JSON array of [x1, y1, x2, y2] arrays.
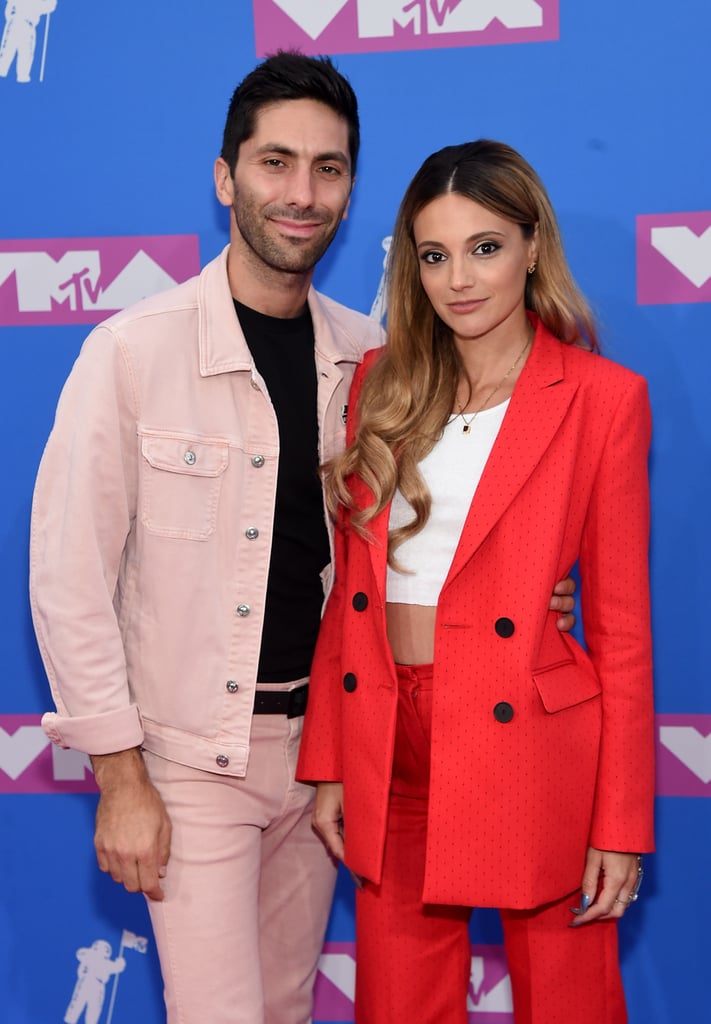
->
[[31, 326, 143, 753]]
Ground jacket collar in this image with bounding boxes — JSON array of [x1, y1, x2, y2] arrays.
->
[[363, 318, 582, 600], [443, 318, 579, 590], [197, 245, 365, 377]]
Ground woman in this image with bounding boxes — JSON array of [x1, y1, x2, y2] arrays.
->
[[297, 140, 654, 1023]]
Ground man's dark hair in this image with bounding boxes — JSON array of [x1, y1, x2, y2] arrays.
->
[[220, 50, 360, 175]]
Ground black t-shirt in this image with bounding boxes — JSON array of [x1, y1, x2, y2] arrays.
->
[[234, 299, 330, 682]]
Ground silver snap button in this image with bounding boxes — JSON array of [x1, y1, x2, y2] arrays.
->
[[245, 527, 259, 540], [184, 450, 196, 466], [251, 454, 265, 468], [236, 604, 250, 617], [216, 754, 229, 768], [226, 680, 239, 693]]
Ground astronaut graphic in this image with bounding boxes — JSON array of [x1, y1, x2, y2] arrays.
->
[[369, 234, 392, 323], [63, 940, 126, 1024], [0, 0, 57, 83]]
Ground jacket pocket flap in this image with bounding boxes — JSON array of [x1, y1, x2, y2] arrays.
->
[[533, 662, 602, 713], [141, 435, 228, 477]]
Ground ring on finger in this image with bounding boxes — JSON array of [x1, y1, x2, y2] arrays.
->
[[629, 857, 644, 900]]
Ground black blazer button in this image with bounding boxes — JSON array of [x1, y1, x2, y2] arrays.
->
[[494, 617, 515, 638], [493, 701, 514, 723], [343, 672, 358, 693], [352, 592, 368, 611]]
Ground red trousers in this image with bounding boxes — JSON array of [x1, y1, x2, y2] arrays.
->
[[354, 664, 627, 1024]]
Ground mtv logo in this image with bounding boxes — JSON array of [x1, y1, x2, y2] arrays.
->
[[468, 944, 513, 1020], [656, 714, 711, 797], [311, 940, 513, 1021], [637, 213, 711, 305], [313, 942, 355, 1021], [0, 715, 98, 793], [0, 235, 200, 326], [254, 1, 559, 57]]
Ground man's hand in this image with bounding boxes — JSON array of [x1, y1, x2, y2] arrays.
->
[[91, 748, 172, 902], [550, 576, 577, 632], [312, 782, 345, 863]]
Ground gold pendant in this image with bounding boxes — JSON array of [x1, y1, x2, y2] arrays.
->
[[463, 424, 471, 434]]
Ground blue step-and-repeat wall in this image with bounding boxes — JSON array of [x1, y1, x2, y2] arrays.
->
[[1, 2, 709, 1022]]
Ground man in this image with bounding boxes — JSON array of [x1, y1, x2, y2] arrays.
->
[[31, 52, 576, 1024]]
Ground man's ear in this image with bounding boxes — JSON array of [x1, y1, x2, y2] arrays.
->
[[214, 158, 235, 208]]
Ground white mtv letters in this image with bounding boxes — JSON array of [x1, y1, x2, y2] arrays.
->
[[317, 951, 356, 1002], [650, 225, 711, 288], [0, 0, 57, 83], [0, 724, 47, 778], [0, 249, 180, 313], [0, 723, 93, 781], [272, 0, 349, 40], [0, 252, 101, 312], [659, 726, 711, 784], [358, 0, 543, 37], [272, 0, 544, 39], [467, 955, 513, 1013]]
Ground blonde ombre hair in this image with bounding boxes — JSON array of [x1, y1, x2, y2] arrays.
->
[[329, 140, 599, 565]]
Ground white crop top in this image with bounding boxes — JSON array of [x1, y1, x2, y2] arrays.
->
[[386, 400, 509, 605]]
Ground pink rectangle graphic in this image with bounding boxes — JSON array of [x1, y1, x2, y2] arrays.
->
[[0, 715, 98, 794], [637, 212, 711, 305], [656, 714, 711, 797], [0, 234, 201, 326], [254, 1, 559, 57]]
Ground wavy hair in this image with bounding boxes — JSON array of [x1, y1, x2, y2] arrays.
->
[[329, 140, 599, 564]]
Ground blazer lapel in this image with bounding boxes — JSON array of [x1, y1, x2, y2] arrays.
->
[[349, 477, 390, 605], [369, 511, 390, 606], [443, 327, 579, 590]]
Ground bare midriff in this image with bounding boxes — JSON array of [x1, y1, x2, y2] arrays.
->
[[386, 602, 437, 665]]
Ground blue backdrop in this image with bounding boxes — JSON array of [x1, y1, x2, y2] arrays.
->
[[1, 2, 709, 1022]]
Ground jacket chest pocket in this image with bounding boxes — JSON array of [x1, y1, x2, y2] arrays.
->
[[140, 433, 229, 540]]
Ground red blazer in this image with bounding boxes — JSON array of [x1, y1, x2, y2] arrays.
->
[[298, 319, 655, 910]]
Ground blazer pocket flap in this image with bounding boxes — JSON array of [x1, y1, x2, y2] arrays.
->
[[141, 435, 228, 477], [533, 662, 601, 713]]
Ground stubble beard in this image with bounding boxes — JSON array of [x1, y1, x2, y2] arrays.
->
[[233, 189, 345, 276]]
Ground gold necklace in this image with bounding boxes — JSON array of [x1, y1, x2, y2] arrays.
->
[[455, 336, 532, 435]]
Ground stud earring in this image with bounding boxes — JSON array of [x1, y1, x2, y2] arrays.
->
[[527, 262, 537, 275]]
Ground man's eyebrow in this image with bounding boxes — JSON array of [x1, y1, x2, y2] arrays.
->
[[254, 143, 350, 165]]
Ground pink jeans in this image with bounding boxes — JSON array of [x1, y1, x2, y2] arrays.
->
[[143, 681, 337, 1024]]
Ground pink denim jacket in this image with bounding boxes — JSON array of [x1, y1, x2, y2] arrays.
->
[[31, 246, 383, 776]]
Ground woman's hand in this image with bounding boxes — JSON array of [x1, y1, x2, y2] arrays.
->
[[570, 847, 644, 926], [312, 782, 345, 862], [551, 575, 577, 632]]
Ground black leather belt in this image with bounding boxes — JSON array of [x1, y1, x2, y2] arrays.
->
[[253, 683, 309, 718]]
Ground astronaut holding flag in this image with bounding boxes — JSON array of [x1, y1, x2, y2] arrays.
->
[[0, 0, 57, 83], [63, 940, 126, 1024], [63, 930, 148, 1024]]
